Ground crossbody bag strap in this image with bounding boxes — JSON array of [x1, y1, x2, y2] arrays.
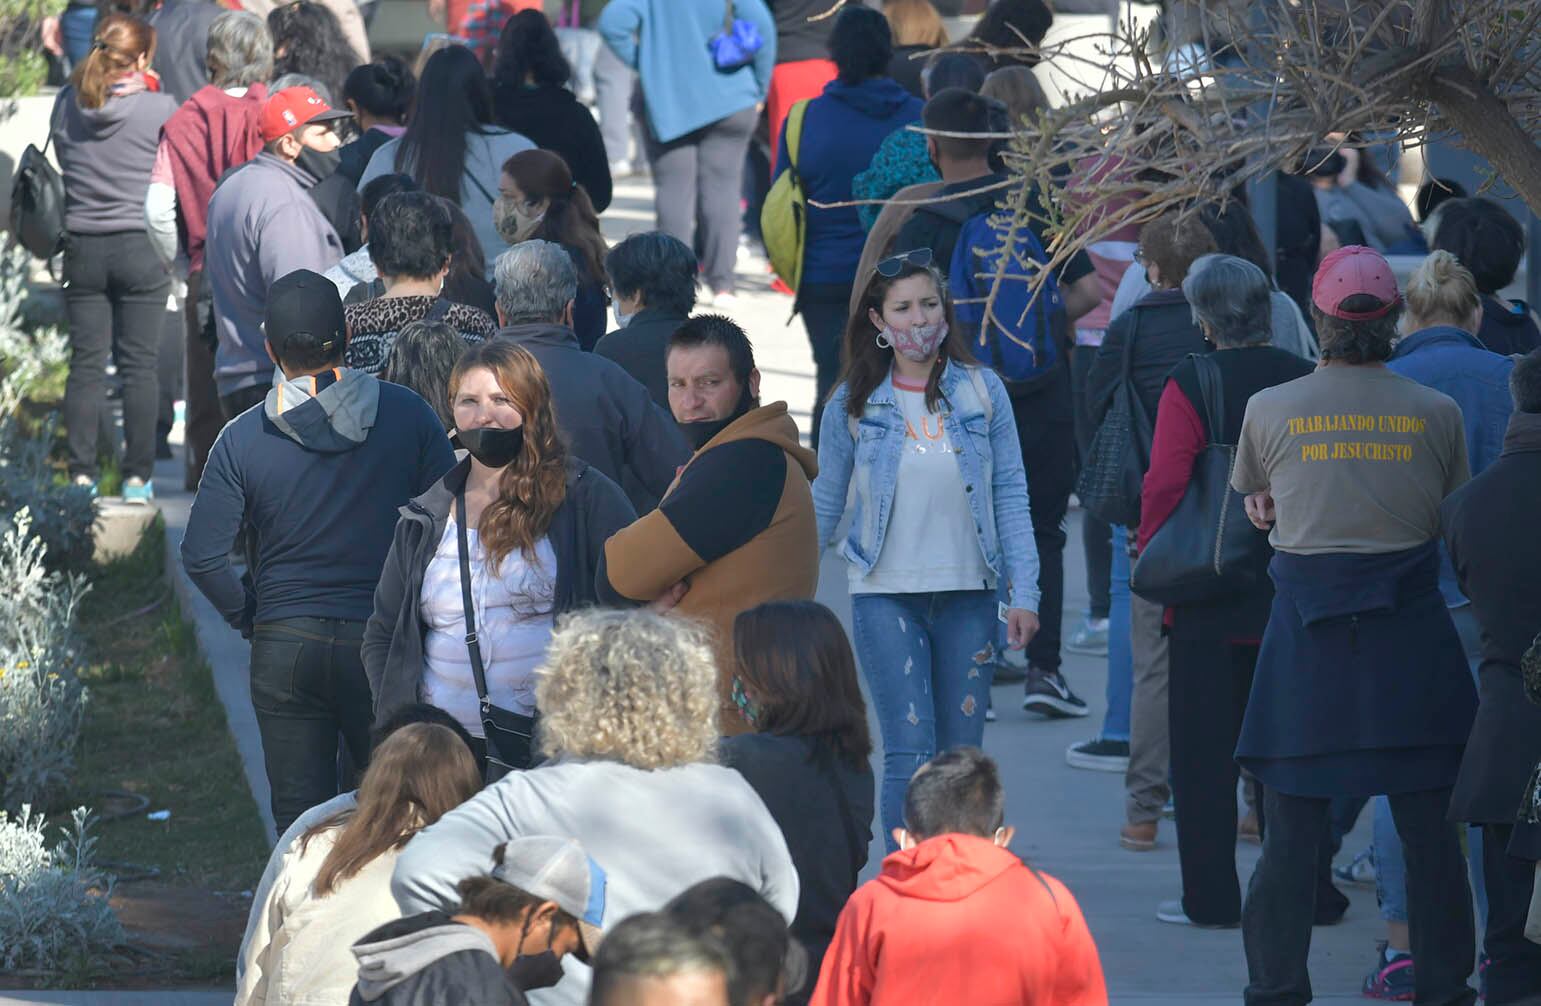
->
[[454, 492, 495, 714]]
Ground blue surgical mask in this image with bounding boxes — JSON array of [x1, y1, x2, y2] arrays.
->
[[611, 302, 635, 330]]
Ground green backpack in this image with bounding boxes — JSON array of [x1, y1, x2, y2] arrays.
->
[[760, 99, 810, 293]]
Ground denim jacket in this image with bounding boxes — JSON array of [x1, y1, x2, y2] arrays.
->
[[1388, 325, 1515, 606], [813, 362, 1041, 611]]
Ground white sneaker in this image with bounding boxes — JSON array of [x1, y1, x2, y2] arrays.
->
[[610, 159, 633, 178], [711, 290, 738, 309]]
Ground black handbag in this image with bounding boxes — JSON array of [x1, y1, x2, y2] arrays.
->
[[1130, 354, 1273, 607], [1075, 311, 1151, 528], [8, 98, 66, 262], [455, 492, 539, 781]]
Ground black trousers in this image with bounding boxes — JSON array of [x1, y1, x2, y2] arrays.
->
[[249, 617, 373, 834], [800, 283, 852, 449], [1481, 824, 1541, 1004], [1070, 345, 1110, 619], [1243, 786, 1476, 1006], [1169, 634, 1258, 924], [220, 382, 269, 423], [62, 230, 171, 481], [1010, 381, 1074, 674]]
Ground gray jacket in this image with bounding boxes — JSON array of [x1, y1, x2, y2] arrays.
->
[[204, 153, 344, 395], [492, 322, 690, 512], [349, 911, 525, 1006], [361, 456, 636, 725], [391, 758, 800, 1006]]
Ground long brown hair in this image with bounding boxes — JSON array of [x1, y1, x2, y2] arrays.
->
[[732, 601, 873, 768], [449, 342, 569, 570], [502, 149, 609, 289], [839, 258, 970, 418], [72, 13, 156, 110], [884, 0, 949, 48], [304, 723, 481, 897]]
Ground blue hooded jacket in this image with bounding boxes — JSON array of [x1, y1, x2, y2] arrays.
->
[[1388, 325, 1513, 605], [775, 77, 924, 286]]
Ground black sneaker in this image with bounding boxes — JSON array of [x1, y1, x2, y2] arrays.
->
[[1065, 737, 1130, 772], [1023, 668, 1089, 718]]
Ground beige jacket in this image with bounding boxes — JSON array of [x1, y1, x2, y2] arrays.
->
[[235, 826, 403, 1006]]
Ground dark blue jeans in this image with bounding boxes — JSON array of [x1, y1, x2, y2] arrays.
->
[[249, 617, 373, 834], [852, 590, 997, 850]]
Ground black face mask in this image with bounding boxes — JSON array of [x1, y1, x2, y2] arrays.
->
[[678, 383, 755, 452], [507, 949, 565, 991], [457, 425, 525, 468]]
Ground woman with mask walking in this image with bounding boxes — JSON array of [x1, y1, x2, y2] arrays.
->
[[812, 250, 1041, 848], [362, 341, 635, 766]]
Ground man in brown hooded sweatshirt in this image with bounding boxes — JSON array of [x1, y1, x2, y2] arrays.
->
[[599, 315, 820, 734]]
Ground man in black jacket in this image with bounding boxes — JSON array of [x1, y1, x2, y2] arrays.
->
[[490, 240, 690, 513], [181, 270, 453, 833], [897, 88, 1100, 712], [595, 231, 698, 411], [1442, 349, 1541, 1003]]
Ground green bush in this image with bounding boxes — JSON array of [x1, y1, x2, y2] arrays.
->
[[0, 0, 68, 100], [0, 805, 123, 971]]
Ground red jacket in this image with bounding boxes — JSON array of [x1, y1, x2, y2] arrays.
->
[[809, 835, 1107, 1006], [161, 83, 266, 272]]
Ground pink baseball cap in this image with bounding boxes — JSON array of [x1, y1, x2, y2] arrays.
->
[[1311, 245, 1401, 320]]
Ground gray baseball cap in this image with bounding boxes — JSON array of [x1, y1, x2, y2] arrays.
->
[[492, 836, 607, 962]]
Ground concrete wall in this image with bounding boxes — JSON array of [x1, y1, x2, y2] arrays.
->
[[0, 92, 61, 239]]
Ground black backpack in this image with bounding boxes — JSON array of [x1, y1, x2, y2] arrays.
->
[[8, 99, 66, 261]]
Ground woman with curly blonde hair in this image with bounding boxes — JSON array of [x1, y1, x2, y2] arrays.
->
[[391, 609, 800, 1006], [363, 341, 636, 771]]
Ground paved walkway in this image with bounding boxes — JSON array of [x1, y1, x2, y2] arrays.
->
[[12, 177, 1395, 1004]]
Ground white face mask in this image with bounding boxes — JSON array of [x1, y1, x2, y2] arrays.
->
[[612, 301, 635, 330]]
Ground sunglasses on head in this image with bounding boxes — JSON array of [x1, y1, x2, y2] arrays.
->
[[874, 248, 933, 278]]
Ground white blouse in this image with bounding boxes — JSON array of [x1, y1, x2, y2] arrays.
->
[[420, 519, 556, 735]]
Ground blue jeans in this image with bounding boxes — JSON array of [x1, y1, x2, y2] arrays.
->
[[1100, 525, 1133, 742], [60, 4, 97, 70], [852, 590, 997, 850]]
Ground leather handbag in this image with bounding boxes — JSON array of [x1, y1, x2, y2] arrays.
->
[[455, 493, 539, 781], [1075, 311, 1150, 528], [1130, 354, 1273, 607], [8, 99, 67, 262]]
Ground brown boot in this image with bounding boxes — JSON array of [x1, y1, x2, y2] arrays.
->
[[1120, 820, 1157, 851]]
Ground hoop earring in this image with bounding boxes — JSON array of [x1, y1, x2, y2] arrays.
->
[[875, 330, 892, 350]]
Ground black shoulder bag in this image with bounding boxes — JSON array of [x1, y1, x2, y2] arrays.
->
[[9, 95, 67, 263], [1130, 354, 1273, 607], [1075, 310, 1151, 528], [455, 492, 539, 780]]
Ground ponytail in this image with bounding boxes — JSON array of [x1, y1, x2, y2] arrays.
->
[[71, 13, 155, 110]]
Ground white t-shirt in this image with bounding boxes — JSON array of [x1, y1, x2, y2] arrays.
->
[[851, 383, 994, 595], [420, 520, 556, 734]]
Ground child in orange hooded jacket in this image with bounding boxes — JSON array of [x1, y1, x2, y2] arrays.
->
[[809, 747, 1107, 1006]]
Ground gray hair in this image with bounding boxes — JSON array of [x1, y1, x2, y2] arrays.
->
[[1183, 253, 1272, 348], [206, 11, 273, 89], [494, 240, 578, 325], [270, 73, 333, 106]]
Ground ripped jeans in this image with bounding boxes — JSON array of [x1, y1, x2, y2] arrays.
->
[[852, 589, 997, 850]]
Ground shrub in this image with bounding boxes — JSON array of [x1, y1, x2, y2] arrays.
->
[[0, 805, 123, 971], [0, 507, 89, 812], [0, 0, 68, 99]]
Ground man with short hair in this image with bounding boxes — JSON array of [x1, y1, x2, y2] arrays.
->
[[599, 315, 820, 734], [490, 240, 688, 513], [595, 231, 700, 410], [1442, 350, 1541, 1002], [897, 86, 1101, 710], [590, 912, 733, 1006], [203, 86, 350, 420], [810, 748, 1106, 1006], [664, 879, 803, 1006], [181, 269, 453, 833]]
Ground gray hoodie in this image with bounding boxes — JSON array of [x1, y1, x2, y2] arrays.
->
[[52, 85, 177, 234], [204, 152, 345, 395], [349, 911, 525, 1006]]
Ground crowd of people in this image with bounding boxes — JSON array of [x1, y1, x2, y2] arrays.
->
[[33, 0, 1541, 1003]]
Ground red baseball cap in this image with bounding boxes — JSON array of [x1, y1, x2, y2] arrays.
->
[[1311, 245, 1401, 320], [260, 86, 352, 144]]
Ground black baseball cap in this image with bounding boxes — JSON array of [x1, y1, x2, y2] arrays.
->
[[264, 269, 347, 363]]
